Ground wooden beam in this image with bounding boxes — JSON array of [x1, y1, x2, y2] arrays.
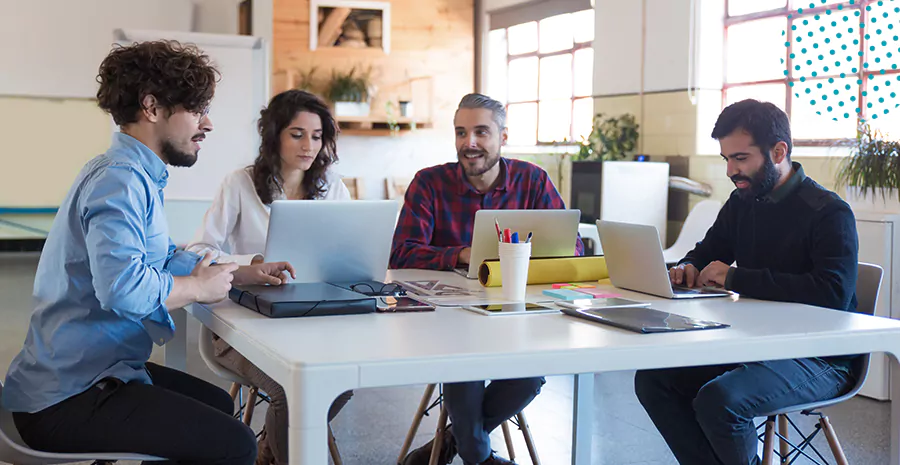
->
[[318, 8, 351, 47]]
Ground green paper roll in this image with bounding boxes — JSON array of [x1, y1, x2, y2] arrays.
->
[[478, 255, 609, 287]]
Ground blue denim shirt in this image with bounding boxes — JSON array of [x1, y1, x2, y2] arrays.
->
[[2, 132, 201, 413]]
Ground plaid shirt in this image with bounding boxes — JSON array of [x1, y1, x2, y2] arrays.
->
[[390, 158, 584, 270]]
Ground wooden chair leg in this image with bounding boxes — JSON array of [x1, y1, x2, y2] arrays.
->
[[500, 421, 516, 461], [242, 386, 259, 426], [328, 425, 343, 465], [820, 416, 849, 465], [517, 412, 541, 465], [778, 414, 790, 462], [397, 384, 437, 464], [762, 417, 776, 465], [428, 406, 449, 465], [228, 382, 241, 401]]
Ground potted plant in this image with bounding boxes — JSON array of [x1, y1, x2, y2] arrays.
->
[[325, 66, 373, 117], [836, 122, 900, 213], [569, 113, 640, 223]]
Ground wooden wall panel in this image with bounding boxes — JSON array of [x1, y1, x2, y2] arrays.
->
[[273, 0, 474, 130]]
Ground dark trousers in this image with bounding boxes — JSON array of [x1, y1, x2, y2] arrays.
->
[[634, 358, 855, 465], [13, 362, 257, 465], [444, 377, 545, 463]]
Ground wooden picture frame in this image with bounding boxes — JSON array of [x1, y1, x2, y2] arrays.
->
[[310, 0, 391, 54]]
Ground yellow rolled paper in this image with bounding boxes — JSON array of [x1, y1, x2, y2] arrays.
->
[[478, 256, 609, 287]]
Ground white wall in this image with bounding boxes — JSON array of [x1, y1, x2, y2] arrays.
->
[[334, 132, 457, 200], [194, 0, 244, 34]]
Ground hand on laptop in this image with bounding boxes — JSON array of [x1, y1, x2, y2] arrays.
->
[[233, 261, 297, 286], [669, 263, 699, 288], [458, 247, 472, 265], [698, 261, 729, 288]]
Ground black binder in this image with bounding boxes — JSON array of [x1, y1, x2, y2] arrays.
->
[[229, 283, 376, 318]]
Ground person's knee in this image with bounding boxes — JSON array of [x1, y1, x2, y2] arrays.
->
[[634, 370, 665, 409], [693, 380, 747, 429], [210, 386, 236, 416], [224, 420, 258, 465]]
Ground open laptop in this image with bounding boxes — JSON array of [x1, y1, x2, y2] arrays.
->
[[265, 200, 399, 283], [596, 220, 731, 299], [455, 209, 581, 279]]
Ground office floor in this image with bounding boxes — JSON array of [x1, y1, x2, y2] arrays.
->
[[0, 253, 891, 465]]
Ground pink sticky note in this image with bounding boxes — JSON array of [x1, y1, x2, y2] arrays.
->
[[574, 288, 622, 298], [551, 283, 573, 289]]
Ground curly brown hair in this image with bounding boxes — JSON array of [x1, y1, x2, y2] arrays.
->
[[252, 90, 339, 204], [96, 40, 220, 125]]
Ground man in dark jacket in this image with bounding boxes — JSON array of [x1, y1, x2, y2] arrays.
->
[[634, 99, 859, 465]]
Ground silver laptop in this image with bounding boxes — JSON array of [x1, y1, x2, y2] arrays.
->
[[596, 220, 731, 299], [265, 200, 399, 283], [455, 209, 581, 279]]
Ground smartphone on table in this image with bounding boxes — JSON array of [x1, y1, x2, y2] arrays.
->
[[376, 296, 435, 313]]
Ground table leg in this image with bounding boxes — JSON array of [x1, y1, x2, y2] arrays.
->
[[286, 372, 354, 465], [890, 351, 900, 465], [571, 373, 594, 465], [165, 306, 188, 372]]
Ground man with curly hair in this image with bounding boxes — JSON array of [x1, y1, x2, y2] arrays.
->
[[1, 41, 293, 465]]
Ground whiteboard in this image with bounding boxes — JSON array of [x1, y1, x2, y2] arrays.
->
[[0, 0, 194, 98], [115, 29, 269, 201]]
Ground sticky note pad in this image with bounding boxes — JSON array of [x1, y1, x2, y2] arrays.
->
[[574, 284, 595, 289], [551, 283, 573, 289], [574, 288, 622, 298], [561, 286, 578, 290], [543, 289, 591, 300]]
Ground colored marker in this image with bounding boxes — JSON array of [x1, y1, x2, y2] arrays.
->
[[511, 232, 519, 243], [495, 218, 503, 241], [503, 228, 511, 243], [525, 232, 533, 243]]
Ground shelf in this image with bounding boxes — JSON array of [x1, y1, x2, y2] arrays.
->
[[336, 115, 432, 135]]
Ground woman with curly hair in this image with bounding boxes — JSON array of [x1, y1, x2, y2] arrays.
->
[[187, 89, 352, 465], [2, 40, 295, 465]]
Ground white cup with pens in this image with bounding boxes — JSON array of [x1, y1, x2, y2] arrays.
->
[[495, 218, 532, 302]]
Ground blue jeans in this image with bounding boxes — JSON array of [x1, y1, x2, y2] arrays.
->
[[634, 358, 855, 465], [443, 377, 545, 463]]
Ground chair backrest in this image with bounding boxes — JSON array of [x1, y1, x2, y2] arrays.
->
[[198, 325, 249, 386], [759, 262, 884, 416], [662, 200, 722, 264], [856, 262, 883, 317], [385, 177, 412, 200]]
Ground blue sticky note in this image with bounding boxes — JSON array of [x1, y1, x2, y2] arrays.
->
[[542, 289, 590, 300]]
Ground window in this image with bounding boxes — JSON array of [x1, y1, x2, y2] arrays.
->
[[488, 9, 594, 146], [724, 0, 900, 143]]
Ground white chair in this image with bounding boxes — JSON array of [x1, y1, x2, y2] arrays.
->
[[757, 262, 883, 465], [198, 325, 344, 464], [578, 223, 602, 255], [662, 200, 722, 265], [0, 381, 164, 465]]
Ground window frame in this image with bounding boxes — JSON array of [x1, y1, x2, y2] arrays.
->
[[493, 11, 595, 147], [723, 0, 898, 146]]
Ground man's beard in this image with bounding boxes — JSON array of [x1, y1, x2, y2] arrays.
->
[[459, 148, 500, 177], [162, 140, 198, 167], [731, 154, 779, 200]]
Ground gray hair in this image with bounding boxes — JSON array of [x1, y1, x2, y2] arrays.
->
[[456, 93, 506, 130]]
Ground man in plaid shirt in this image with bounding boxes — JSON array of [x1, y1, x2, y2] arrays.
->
[[394, 94, 582, 465]]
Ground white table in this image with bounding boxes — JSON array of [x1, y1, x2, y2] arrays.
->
[[167, 270, 900, 465]]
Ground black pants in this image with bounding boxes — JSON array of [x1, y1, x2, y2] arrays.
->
[[13, 362, 257, 465]]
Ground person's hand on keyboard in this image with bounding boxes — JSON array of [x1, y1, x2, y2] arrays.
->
[[669, 263, 699, 288], [698, 261, 730, 288]]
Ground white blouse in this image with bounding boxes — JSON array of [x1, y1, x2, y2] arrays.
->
[[186, 167, 352, 265]]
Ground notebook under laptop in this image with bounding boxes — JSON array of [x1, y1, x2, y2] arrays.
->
[[596, 220, 732, 299], [561, 306, 730, 333]]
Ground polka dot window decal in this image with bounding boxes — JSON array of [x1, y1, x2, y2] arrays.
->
[[784, 0, 900, 122]]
